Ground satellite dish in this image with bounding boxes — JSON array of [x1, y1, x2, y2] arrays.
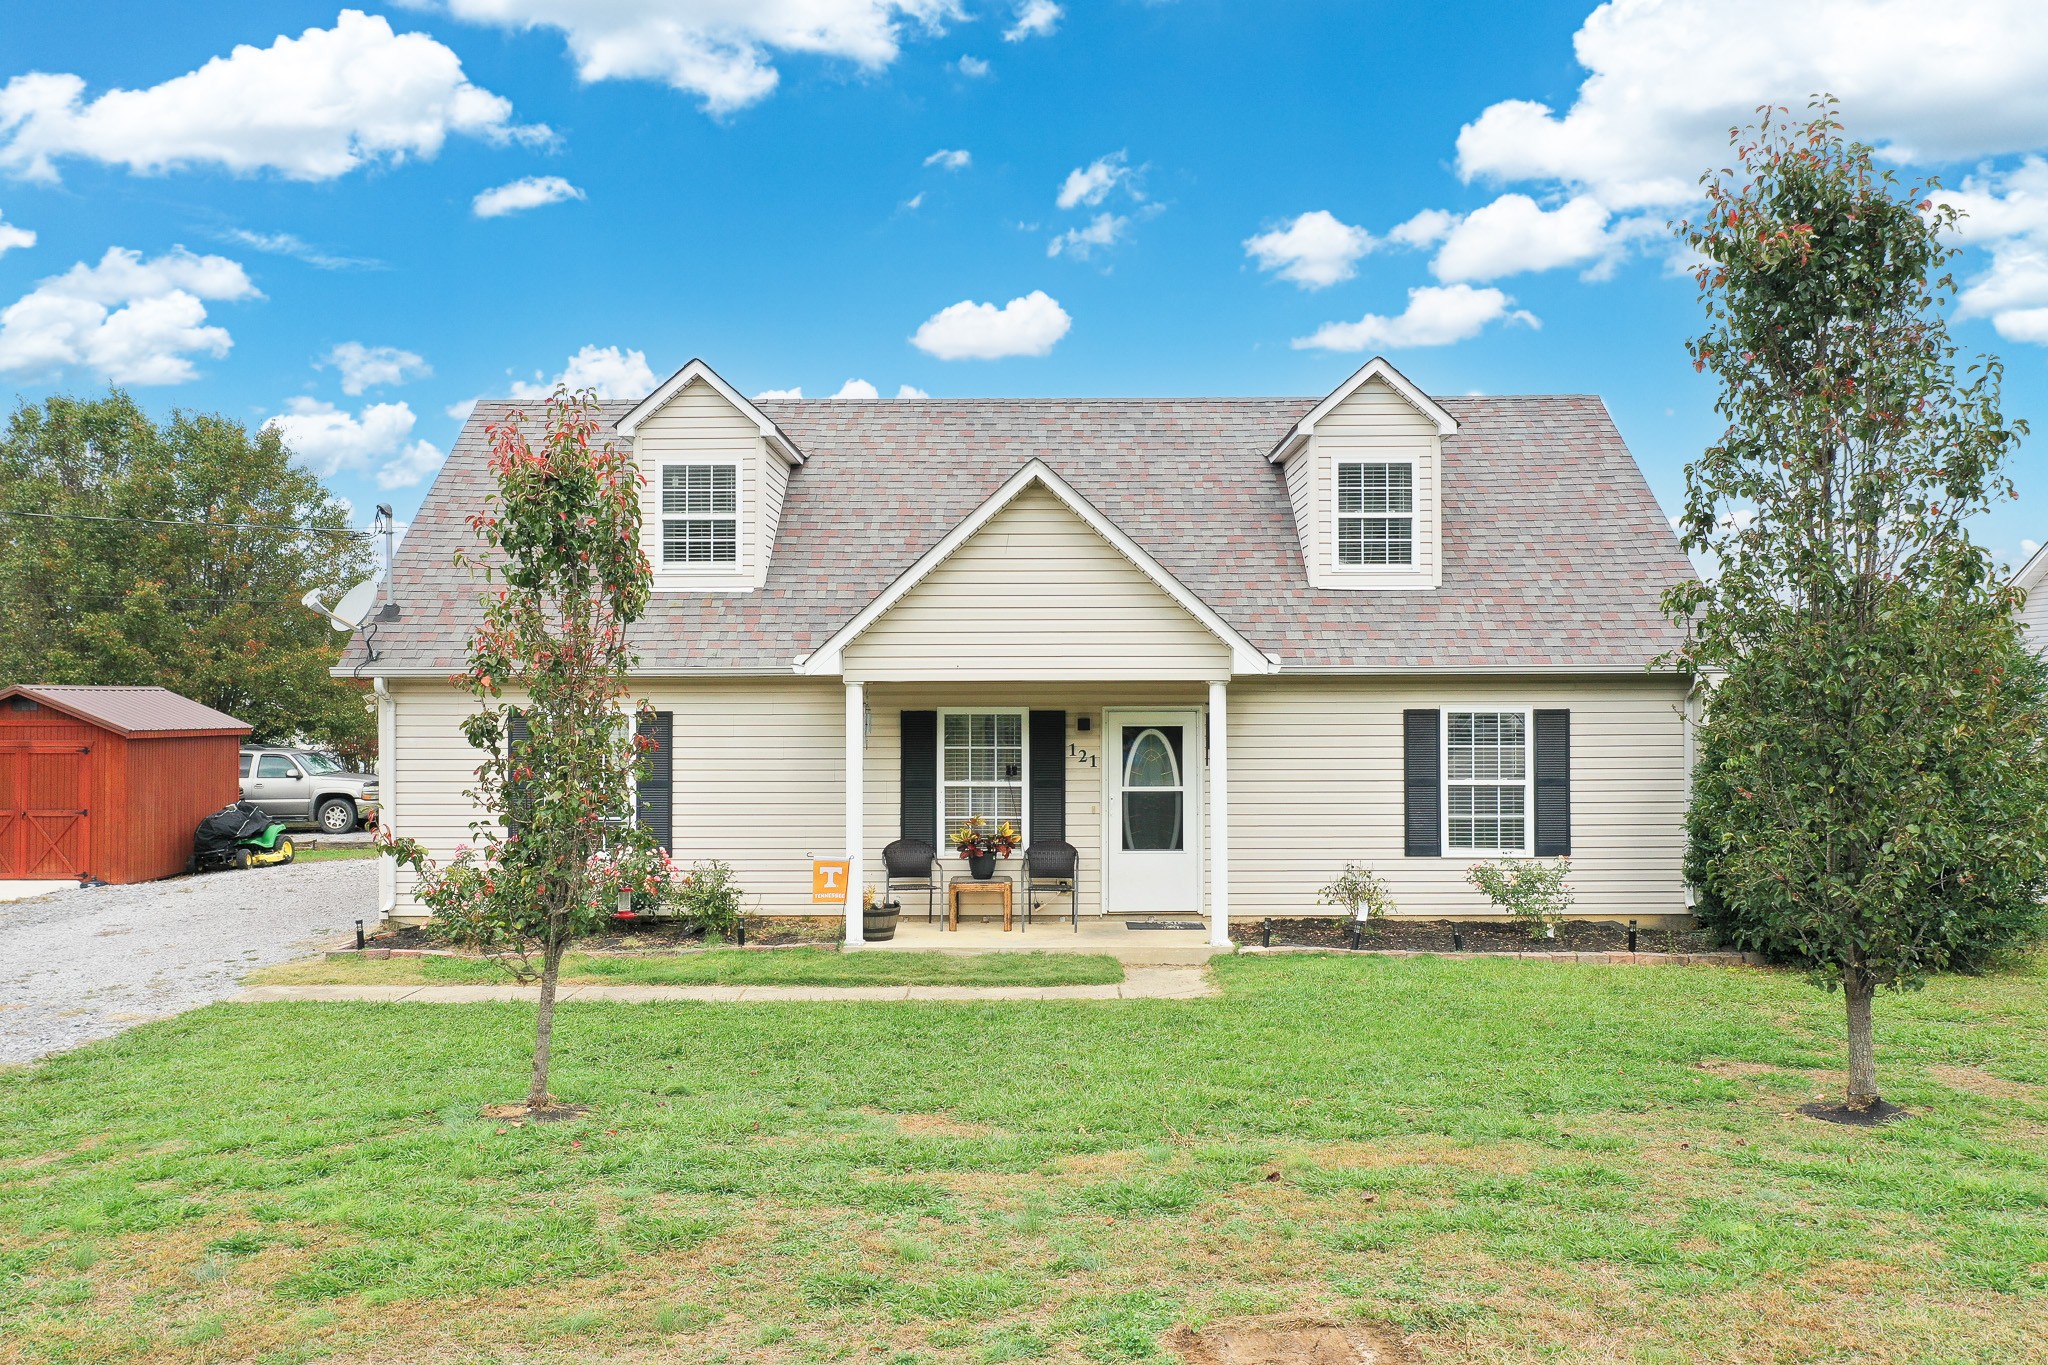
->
[[301, 580, 379, 631], [328, 580, 380, 630]]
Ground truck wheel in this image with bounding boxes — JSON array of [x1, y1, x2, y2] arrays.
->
[[317, 798, 357, 834]]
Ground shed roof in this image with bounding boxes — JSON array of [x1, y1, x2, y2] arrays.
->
[[346, 392, 1694, 676], [0, 685, 252, 737]]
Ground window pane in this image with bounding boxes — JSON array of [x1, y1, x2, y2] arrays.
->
[[1123, 791, 1183, 851], [1123, 729, 1180, 789], [663, 517, 737, 564]]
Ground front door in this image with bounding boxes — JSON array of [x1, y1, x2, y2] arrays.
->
[[1103, 709, 1202, 913]]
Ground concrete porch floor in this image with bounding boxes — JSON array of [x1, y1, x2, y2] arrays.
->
[[851, 915, 1227, 966]]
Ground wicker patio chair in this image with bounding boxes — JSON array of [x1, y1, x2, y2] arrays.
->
[[1021, 840, 1080, 932], [882, 838, 944, 922]]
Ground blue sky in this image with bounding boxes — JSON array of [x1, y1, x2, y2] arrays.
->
[[4, 1, 2047, 566]]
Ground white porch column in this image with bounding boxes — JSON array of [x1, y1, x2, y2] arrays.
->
[[1208, 679, 1230, 947], [844, 680, 865, 945]]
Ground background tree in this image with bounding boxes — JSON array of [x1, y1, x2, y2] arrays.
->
[[0, 392, 375, 756], [384, 388, 657, 1117], [1668, 101, 2048, 1116]]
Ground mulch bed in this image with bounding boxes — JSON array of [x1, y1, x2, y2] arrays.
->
[[365, 916, 839, 953], [1228, 917, 1720, 955]]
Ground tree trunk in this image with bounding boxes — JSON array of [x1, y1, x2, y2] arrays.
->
[[527, 930, 565, 1113], [1843, 966, 1879, 1111]]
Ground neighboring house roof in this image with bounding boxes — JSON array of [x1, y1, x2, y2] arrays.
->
[[2010, 540, 2048, 596], [346, 392, 1694, 676], [0, 685, 252, 736]]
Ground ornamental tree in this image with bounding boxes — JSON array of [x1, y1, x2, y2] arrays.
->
[[1667, 101, 2048, 1115], [384, 388, 658, 1117]]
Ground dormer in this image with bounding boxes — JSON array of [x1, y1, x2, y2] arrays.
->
[[1268, 356, 1454, 591], [616, 359, 804, 591]]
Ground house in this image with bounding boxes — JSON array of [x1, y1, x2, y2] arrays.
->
[[346, 356, 1698, 943], [0, 684, 250, 885], [2012, 541, 2048, 648]]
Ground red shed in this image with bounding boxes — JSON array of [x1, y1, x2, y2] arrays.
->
[[0, 685, 251, 885]]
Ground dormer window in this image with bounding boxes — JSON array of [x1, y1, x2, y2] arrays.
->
[[1336, 460, 1413, 567], [662, 462, 738, 567]]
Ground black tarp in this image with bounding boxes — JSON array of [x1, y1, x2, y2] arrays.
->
[[194, 800, 276, 853]]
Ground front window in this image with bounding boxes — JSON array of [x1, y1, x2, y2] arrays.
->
[[1336, 461, 1414, 566], [941, 712, 1024, 844], [662, 463, 738, 566], [298, 752, 343, 774], [1446, 711, 1529, 853]]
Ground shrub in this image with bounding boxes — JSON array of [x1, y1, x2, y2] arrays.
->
[[1466, 858, 1573, 939], [672, 859, 745, 938], [1317, 863, 1396, 921]]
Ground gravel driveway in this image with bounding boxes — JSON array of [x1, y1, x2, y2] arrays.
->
[[0, 859, 375, 1066]]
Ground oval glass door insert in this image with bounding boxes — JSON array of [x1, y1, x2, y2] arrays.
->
[[1121, 726, 1184, 851]]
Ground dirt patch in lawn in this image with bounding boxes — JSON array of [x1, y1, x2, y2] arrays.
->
[[1163, 1315, 1417, 1364], [1930, 1065, 2046, 1103], [862, 1109, 998, 1139], [1230, 917, 1719, 954]]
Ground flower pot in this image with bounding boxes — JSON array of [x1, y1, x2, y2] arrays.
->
[[863, 902, 900, 941], [967, 853, 996, 881]]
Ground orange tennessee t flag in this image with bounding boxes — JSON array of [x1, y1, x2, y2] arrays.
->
[[812, 859, 851, 904]]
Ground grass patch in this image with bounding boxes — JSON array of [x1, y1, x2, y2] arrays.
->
[[247, 947, 1125, 988], [4, 952, 2047, 1361], [291, 846, 379, 863]]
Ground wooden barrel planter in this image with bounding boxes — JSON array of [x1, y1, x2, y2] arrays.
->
[[863, 900, 901, 941]]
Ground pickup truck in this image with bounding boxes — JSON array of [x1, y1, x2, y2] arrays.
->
[[239, 747, 380, 834]]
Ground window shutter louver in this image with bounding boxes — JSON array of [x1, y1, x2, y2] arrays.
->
[[635, 710, 674, 853], [900, 711, 938, 843], [505, 709, 533, 842], [1029, 711, 1066, 844], [1533, 709, 1571, 857], [1403, 709, 1441, 857]]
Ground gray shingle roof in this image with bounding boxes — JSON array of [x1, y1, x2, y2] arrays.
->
[[347, 394, 1692, 675]]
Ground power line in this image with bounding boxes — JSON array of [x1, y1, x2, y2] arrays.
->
[[0, 507, 372, 537]]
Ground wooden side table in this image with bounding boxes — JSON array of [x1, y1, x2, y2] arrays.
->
[[948, 878, 1013, 931]]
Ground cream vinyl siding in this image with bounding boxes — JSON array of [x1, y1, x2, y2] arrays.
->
[[1302, 377, 1441, 590], [1229, 676, 1690, 919], [841, 484, 1233, 682], [384, 678, 844, 919], [634, 377, 770, 590], [860, 683, 1210, 919]]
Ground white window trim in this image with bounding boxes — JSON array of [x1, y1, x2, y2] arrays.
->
[[1329, 453, 1420, 576], [1441, 705, 1534, 858], [656, 458, 744, 576], [936, 707, 1030, 854]]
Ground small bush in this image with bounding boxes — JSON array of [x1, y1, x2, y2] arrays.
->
[[1467, 858, 1573, 939], [671, 859, 745, 938], [1318, 863, 1396, 921]]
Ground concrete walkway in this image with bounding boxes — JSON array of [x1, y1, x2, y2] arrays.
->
[[231, 964, 1215, 1005], [857, 917, 1225, 966]]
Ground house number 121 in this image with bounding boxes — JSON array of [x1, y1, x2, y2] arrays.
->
[[1067, 743, 1097, 768]]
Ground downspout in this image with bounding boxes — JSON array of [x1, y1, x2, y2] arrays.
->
[[374, 676, 396, 923], [1681, 674, 1702, 911]]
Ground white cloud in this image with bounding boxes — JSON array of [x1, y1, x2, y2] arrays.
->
[[1056, 150, 1130, 209], [472, 174, 585, 218], [509, 344, 657, 400], [911, 289, 1070, 359], [221, 228, 376, 270], [753, 386, 803, 399], [1243, 210, 1375, 289], [1428, 194, 1615, 282], [1004, 0, 1062, 42], [0, 10, 547, 183], [1292, 283, 1537, 353], [904, 191, 926, 210], [264, 396, 434, 489], [440, 0, 963, 116], [829, 378, 880, 399], [0, 245, 258, 384], [923, 147, 970, 170], [0, 210, 34, 257], [896, 383, 929, 398], [1047, 212, 1126, 260], [1387, 208, 1456, 250], [1944, 160, 2048, 338], [326, 341, 429, 395], [956, 55, 990, 78], [447, 397, 479, 422]]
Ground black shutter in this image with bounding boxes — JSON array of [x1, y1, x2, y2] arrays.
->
[[636, 710, 674, 852], [1403, 709, 1441, 857], [1533, 709, 1571, 857], [505, 709, 532, 841], [1029, 711, 1066, 844], [900, 711, 938, 843]]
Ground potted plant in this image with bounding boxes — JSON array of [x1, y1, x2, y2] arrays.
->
[[949, 816, 1020, 881], [861, 885, 900, 941]]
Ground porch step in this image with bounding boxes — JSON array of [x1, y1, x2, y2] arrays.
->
[[854, 918, 1226, 966]]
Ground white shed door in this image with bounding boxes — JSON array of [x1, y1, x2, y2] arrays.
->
[[1103, 709, 1201, 913]]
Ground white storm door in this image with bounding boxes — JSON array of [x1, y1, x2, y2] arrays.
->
[[1103, 709, 1202, 913]]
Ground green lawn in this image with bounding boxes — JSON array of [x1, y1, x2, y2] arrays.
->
[[290, 846, 379, 863], [3, 954, 2046, 1363], [246, 948, 1126, 988]]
